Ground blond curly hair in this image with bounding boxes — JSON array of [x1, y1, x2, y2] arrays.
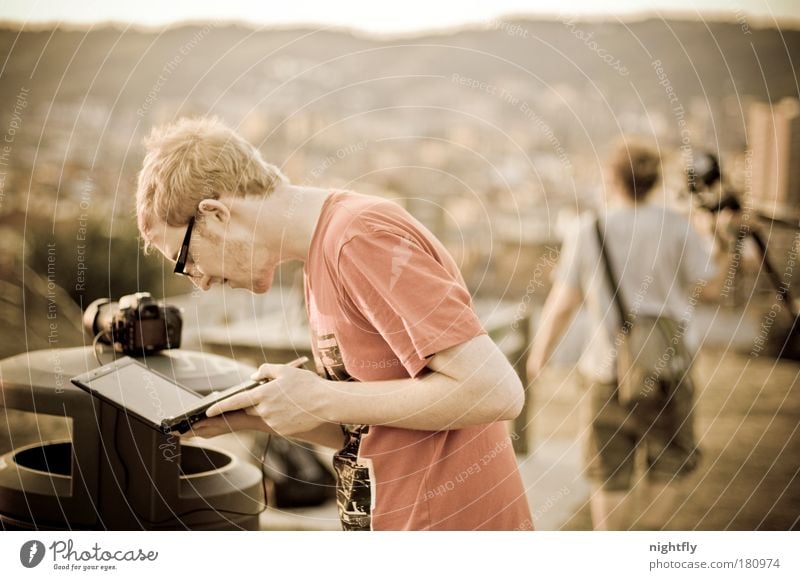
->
[[136, 117, 287, 251]]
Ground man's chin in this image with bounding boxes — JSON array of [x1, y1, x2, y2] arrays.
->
[[251, 277, 273, 294]]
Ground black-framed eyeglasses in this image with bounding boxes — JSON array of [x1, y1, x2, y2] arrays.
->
[[173, 216, 195, 276]]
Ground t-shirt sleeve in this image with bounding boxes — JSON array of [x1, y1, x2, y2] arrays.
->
[[336, 231, 486, 378], [677, 216, 717, 285], [552, 216, 584, 291]]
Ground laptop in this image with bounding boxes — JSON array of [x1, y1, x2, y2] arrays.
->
[[71, 356, 270, 434]]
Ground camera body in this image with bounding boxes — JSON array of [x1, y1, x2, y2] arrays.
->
[[693, 189, 742, 214], [83, 292, 183, 356], [686, 150, 742, 214]]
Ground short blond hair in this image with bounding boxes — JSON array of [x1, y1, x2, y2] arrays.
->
[[136, 117, 287, 250]]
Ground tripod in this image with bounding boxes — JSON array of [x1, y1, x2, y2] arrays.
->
[[684, 150, 799, 357], [725, 212, 800, 358]]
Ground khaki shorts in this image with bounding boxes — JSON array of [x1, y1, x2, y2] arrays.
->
[[580, 377, 700, 491]]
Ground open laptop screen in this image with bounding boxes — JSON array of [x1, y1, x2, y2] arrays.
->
[[74, 358, 202, 427]]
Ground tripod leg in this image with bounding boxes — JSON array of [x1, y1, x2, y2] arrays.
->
[[722, 226, 749, 306], [750, 230, 799, 320]]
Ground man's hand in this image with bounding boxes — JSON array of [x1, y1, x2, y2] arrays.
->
[[205, 362, 330, 437], [186, 410, 267, 438]]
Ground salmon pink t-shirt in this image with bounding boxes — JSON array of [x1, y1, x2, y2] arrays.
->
[[304, 190, 532, 531]]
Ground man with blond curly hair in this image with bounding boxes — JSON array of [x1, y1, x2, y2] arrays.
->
[[136, 117, 532, 531]]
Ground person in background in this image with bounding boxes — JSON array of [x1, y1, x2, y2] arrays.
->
[[527, 139, 724, 530]]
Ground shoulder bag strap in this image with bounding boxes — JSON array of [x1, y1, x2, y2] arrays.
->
[[594, 216, 629, 330]]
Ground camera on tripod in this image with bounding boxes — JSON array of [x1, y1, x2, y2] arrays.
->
[[686, 151, 742, 214], [83, 292, 183, 356], [684, 150, 800, 358]]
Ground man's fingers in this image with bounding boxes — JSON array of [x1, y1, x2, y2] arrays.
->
[[183, 417, 220, 438], [207, 359, 301, 418], [206, 389, 260, 417], [250, 362, 288, 381], [187, 411, 253, 437]]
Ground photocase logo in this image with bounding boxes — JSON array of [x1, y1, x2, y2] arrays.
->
[[20, 540, 46, 568]]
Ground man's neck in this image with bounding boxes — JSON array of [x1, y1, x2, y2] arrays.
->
[[258, 185, 332, 262], [608, 190, 637, 208]]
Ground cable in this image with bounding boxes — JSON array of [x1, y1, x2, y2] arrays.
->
[[92, 332, 112, 366], [259, 433, 273, 503]]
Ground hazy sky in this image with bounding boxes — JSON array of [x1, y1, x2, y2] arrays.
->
[[1, 0, 798, 33]]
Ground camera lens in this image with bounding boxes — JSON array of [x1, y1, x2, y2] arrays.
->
[[139, 304, 159, 319]]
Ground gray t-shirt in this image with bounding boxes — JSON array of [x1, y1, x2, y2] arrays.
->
[[555, 203, 716, 382]]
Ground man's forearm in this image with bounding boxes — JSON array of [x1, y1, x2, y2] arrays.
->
[[292, 421, 346, 449], [259, 418, 344, 449], [530, 307, 572, 369], [528, 283, 582, 374], [318, 369, 521, 431], [197, 411, 346, 449]]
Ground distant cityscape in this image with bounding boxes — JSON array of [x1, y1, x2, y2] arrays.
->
[[0, 18, 798, 359]]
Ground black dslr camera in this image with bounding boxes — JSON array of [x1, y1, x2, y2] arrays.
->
[[83, 292, 183, 356]]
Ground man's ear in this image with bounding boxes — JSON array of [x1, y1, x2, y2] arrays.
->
[[197, 198, 231, 224]]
